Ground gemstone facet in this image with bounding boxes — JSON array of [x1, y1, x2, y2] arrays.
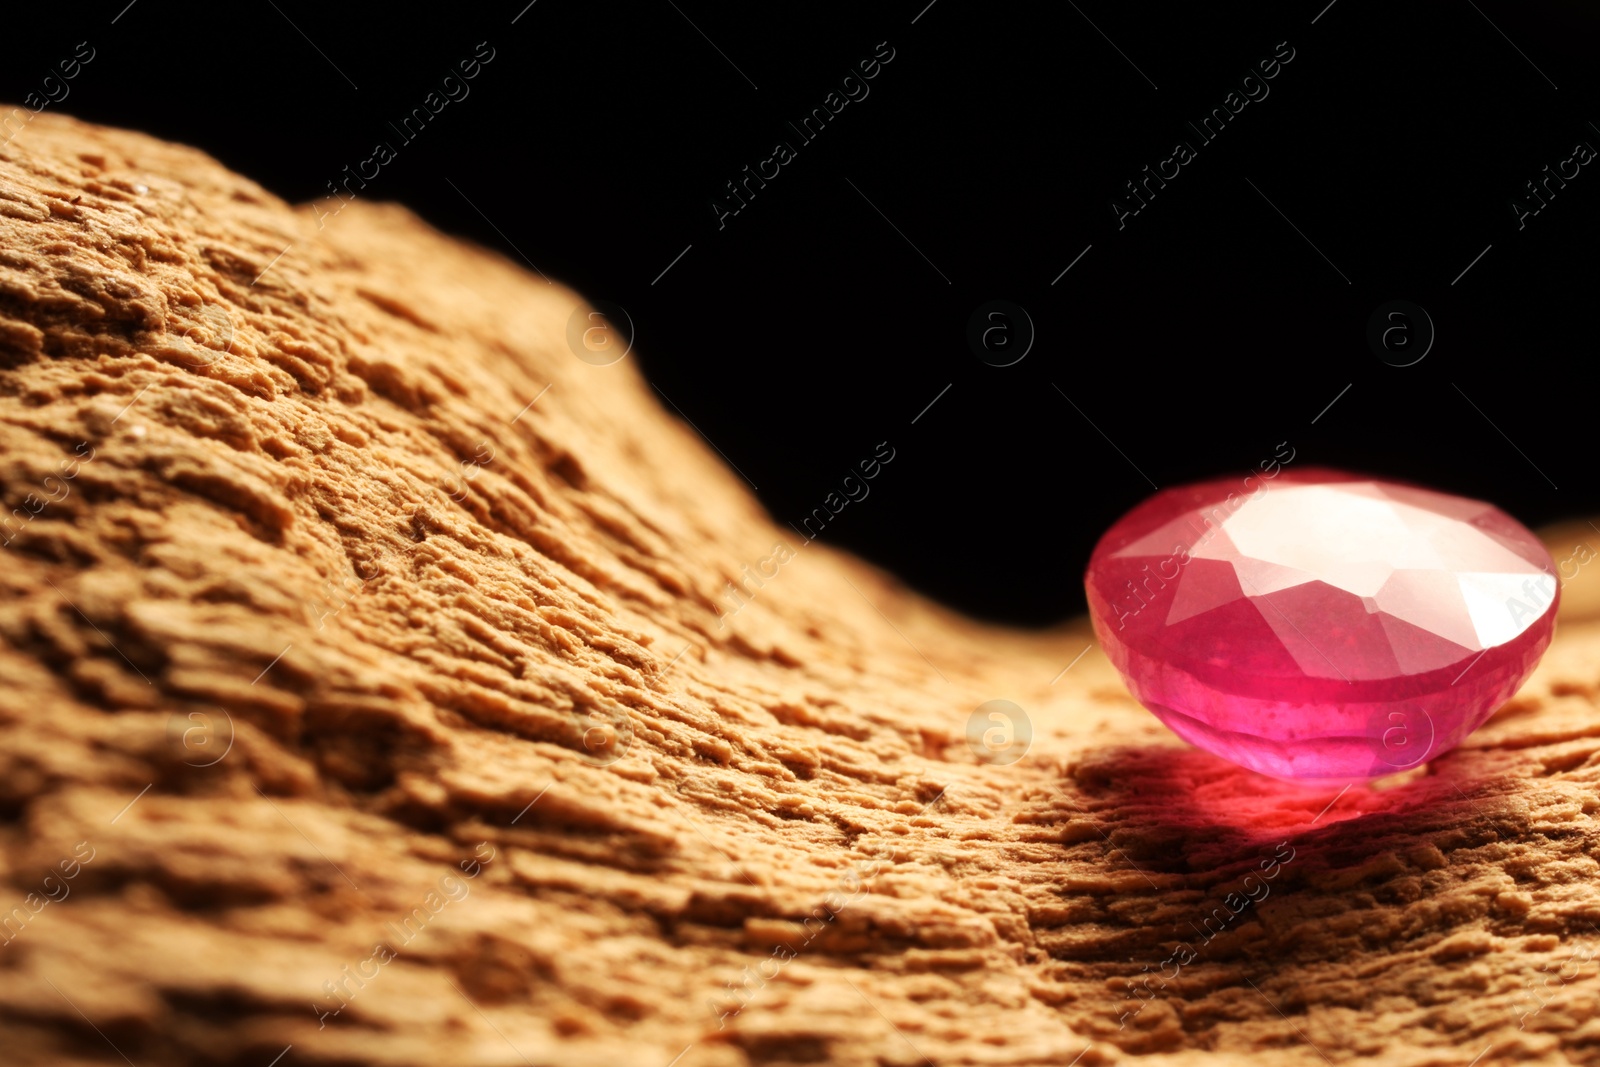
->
[[1084, 469, 1558, 780]]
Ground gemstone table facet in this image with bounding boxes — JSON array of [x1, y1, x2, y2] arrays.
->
[[1084, 469, 1559, 780]]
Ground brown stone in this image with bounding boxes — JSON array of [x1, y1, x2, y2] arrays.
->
[[1, 111, 1598, 1067]]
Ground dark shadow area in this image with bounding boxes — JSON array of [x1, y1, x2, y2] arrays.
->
[[1035, 742, 1543, 1052]]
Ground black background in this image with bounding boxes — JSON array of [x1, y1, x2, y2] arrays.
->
[[6, 1, 1595, 625]]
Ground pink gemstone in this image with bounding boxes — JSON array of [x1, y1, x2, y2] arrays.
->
[[1085, 469, 1558, 780]]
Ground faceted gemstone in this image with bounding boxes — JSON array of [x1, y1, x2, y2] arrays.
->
[[1084, 469, 1558, 780]]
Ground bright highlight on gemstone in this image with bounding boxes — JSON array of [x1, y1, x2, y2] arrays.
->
[[1084, 469, 1559, 780]]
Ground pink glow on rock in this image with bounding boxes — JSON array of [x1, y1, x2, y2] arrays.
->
[[1085, 469, 1558, 780]]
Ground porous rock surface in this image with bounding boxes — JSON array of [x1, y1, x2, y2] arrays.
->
[[1, 112, 1598, 1067]]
